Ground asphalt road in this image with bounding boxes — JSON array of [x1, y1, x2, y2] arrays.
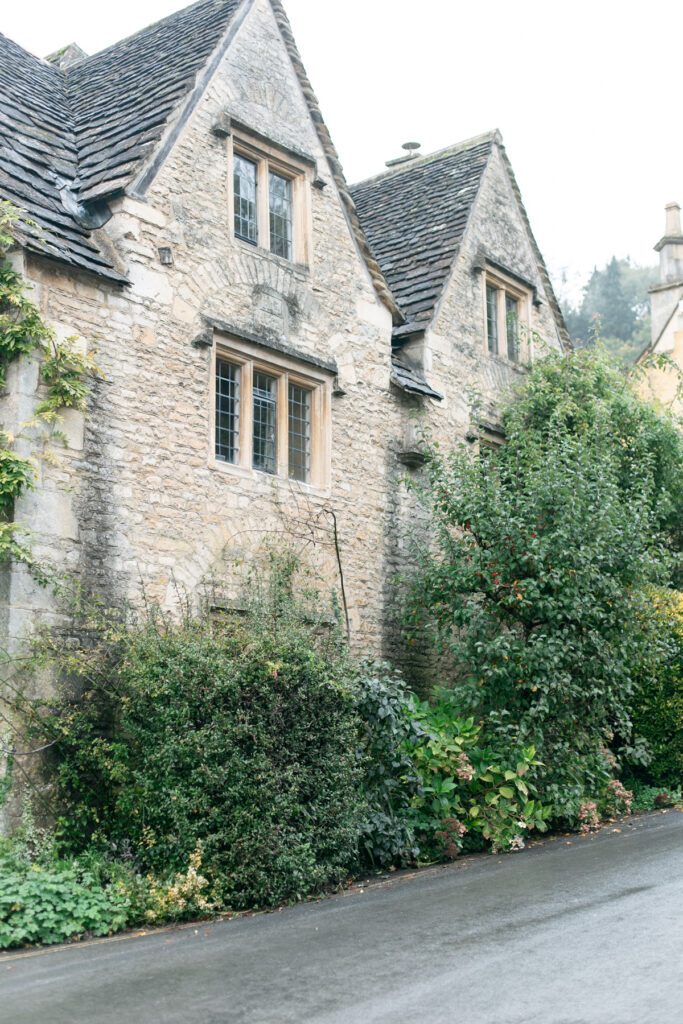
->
[[2, 811, 682, 1024]]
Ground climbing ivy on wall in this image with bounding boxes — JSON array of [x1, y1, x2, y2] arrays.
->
[[0, 200, 99, 576]]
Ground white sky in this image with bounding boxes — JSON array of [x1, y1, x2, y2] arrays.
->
[[4, 0, 682, 303]]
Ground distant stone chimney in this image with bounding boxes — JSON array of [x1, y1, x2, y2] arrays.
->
[[650, 201, 683, 343], [385, 142, 422, 168], [46, 43, 88, 70], [655, 201, 683, 284]]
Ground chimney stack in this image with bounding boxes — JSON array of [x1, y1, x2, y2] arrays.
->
[[664, 202, 682, 237], [650, 201, 683, 343], [654, 200, 683, 285]]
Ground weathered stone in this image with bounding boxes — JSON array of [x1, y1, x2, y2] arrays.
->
[[0, 0, 567, 828]]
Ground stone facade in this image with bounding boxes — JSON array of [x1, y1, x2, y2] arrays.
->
[[0, 0, 567, 820], [638, 202, 683, 416]]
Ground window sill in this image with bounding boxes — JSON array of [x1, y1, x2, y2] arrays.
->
[[233, 237, 310, 276], [487, 352, 528, 373], [208, 455, 330, 498]]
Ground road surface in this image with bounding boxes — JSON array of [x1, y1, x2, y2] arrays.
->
[[2, 810, 682, 1023]]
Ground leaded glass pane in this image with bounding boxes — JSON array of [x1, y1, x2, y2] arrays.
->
[[234, 155, 257, 243], [486, 284, 498, 353], [215, 360, 240, 464], [288, 384, 310, 483], [252, 372, 277, 473], [506, 294, 519, 361], [269, 172, 293, 260]]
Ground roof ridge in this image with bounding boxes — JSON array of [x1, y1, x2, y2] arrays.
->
[[0, 29, 66, 74], [350, 130, 501, 190], [495, 141, 570, 349], [65, 0, 231, 67]]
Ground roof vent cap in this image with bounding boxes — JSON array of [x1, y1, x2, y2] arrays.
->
[[385, 141, 422, 168]]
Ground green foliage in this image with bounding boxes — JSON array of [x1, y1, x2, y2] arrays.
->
[[408, 348, 677, 823], [406, 688, 550, 855], [0, 265, 52, 390], [29, 584, 364, 910], [625, 781, 682, 812], [0, 806, 126, 949], [0, 856, 127, 949], [505, 345, 683, 576], [106, 842, 220, 926], [353, 659, 424, 866], [0, 200, 99, 575], [0, 804, 220, 948], [0, 441, 36, 513], [561, 257, 658, 366], [38, 336, 100, 414], [630, 588, 683, 787]]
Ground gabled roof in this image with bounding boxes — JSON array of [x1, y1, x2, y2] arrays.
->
[[350, 133, 495, 338], [0, 0, 242, 281], [351, 132, 569, 348], [65, 0, 242, 206], [0, 32, 123, 280], [0, 0, 400, 319]]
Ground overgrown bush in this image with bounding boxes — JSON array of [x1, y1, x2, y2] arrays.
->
[[353, 659, 424, 866], [406, 347, 679, 824], [630, 588, 683, 787], [29, 575, 364, 910]]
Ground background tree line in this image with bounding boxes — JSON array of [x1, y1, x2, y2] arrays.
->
[[558, 257, 658, 366]]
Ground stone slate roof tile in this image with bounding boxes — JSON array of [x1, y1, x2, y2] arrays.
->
[[0, 0, 401, 318], [65, 0, 241, 205], [350, 134, 495, 336], [0, 0, 241, 281], [391, 356, 443, 400]]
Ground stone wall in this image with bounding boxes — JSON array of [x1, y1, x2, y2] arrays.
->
[[1, 0, 402, 673], [0, 0, 566, 825]]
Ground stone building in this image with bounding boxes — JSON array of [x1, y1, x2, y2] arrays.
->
[[637, 202, 683, 416], [0, 0, 568, 704]]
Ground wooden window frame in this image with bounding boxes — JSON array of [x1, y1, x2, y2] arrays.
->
[[228, 132, 312, 266], [210, 334, 331, 490], [484, 268, 531, 363]]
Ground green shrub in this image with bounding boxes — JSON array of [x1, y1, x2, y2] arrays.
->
[[33, 592, 364, 910], [406, 347, 678, 824], [626, 781, 682, 812], [0, 837, 127, 949], [631, 588, 683, 787], [406, 688, 550, 855], [353, 659, 424, 867]]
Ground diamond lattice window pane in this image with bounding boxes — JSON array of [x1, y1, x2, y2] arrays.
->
[[234, 155, 257, 243], [215, 360, 240, 463]]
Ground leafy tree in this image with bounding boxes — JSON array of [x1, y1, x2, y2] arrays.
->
[[408, 347, 681, 821], [600, 257, 636, 340], [507, 346, 683, 563], [560, 258, 658, 366]]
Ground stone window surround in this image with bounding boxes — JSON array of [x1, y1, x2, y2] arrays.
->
[[484, 265, 532, 364], [209, 330, 332, 492], [228, 128, 313, 267]]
